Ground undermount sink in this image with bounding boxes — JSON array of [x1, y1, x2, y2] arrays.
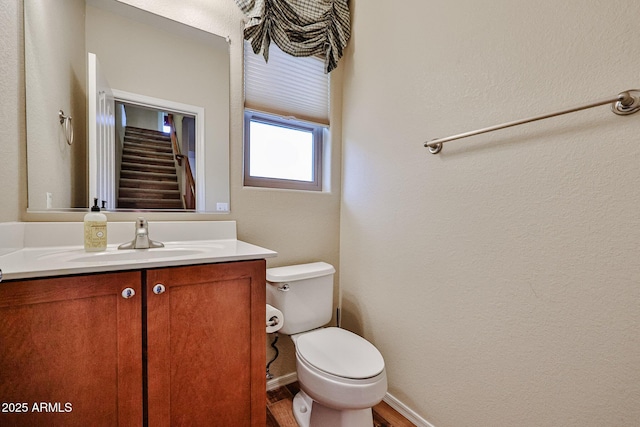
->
[[36, 244, 225, 263], [68, 248, 208, 263]]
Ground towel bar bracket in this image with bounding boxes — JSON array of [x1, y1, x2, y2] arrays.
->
[[612, 89, 640, 115], [427, 140, 443, 154]]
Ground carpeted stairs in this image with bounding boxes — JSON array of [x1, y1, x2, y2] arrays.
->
[[117, 127, 183, 209]]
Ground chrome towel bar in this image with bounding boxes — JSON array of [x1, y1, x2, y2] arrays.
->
[[424, 89, 640, 154]]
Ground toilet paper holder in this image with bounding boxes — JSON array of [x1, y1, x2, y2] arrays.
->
[[267, 316, 280, 327], [266, 303, 283, 334]]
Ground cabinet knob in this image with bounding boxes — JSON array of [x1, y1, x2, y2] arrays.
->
[[121, 288, 136, 299], [153, 283, 166, 295]]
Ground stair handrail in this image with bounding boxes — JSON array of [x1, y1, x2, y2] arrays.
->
[[167, 114, 196, 209]]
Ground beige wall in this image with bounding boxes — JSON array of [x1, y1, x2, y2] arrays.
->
[[120, 104, 161, 131], [0, 0, 25, 222], [24, 0, 87, 210], [341, 1, 640, 426]]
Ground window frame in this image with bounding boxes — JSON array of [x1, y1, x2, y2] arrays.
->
[[243, 110, 323, 191]]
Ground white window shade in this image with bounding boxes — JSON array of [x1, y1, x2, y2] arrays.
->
[[244, 41, 329, 126]]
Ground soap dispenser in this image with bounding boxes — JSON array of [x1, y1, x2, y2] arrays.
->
[[84, 198, 107, 252]]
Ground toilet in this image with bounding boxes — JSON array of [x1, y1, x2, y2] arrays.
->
[[266, 262, 387, 427]]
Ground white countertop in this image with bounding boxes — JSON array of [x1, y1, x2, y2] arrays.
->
[[0, 221, 277, 281]]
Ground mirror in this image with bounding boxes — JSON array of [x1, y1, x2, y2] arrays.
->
[[25, 0, 230, 212]]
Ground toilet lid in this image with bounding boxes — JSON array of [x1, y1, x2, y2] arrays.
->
[[296, 328, 385, 380]]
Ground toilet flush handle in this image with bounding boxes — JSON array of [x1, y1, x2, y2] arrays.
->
[[278, 284, 290, 292]]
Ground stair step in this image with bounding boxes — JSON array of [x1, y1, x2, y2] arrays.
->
[[126, 125, 169, 133], [125, 126, 171, 138], [122, 153, 174, 165], [124, 135, 172, 147], [123, 140, 173, 154], [117, 197, 184, 209], [119, 178, 179, 191], [120, 170, 178, 182], [122, 146, 173, 163], [120, 161, 176, 174], [119, 187, 181, 200]]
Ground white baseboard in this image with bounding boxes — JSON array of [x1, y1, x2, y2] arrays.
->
[[266, 372, 435, 427], [383, 392, 435, 427], [267, 372, 298, 391]]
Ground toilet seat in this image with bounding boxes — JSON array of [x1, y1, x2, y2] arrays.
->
[[295, 327, 385, 380]]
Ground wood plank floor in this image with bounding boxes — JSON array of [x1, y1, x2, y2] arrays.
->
[[267, 382, 416, 427]]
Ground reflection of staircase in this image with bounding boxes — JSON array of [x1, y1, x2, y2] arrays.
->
[[117, 127, 183, 209]]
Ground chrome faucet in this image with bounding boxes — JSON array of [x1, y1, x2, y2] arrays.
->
[[118, 217, 164, 250]]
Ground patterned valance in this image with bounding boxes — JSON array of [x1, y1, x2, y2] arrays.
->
[[234, 0, 350, 73]]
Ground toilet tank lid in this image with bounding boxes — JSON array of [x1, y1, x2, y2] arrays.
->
[[266, 262, 335, 283]]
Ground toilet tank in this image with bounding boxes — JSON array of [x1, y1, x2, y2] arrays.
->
[[266, 262, 336, 335]]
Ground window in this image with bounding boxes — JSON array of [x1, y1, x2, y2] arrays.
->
[[244, 111, 323, 191], [243, 42, 329, 191]]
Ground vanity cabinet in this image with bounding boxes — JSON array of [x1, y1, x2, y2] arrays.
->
[[0, 271, 143, 426], [0, 260, 266, 427], [146, 260, 266, 426]]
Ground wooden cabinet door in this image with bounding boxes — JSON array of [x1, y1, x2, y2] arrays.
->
[[146, 260, 266, 427], [0, 271, 143, 427]]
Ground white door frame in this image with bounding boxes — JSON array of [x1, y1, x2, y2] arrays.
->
[[111, 89, 206, 211], [88, 52, 116, 209]]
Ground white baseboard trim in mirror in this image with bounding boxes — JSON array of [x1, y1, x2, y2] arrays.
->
[[267, 372, 298, 391], [266, 372, 435, 427], [383, 392, 436, 427]]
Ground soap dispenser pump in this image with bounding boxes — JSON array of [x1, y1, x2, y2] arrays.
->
[[84, 198, 107, 252]]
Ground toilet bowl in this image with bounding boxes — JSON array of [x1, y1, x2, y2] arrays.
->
[[266, 262, 388, 427], [291, 327, 387, 427]]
